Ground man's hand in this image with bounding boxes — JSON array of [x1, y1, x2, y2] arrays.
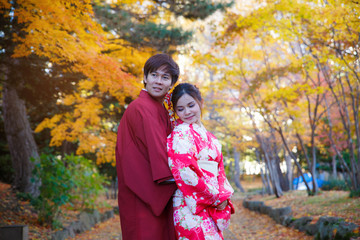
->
[[216, 200, 228, 211]]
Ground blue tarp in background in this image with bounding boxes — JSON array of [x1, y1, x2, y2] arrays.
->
[[293, 172, 324, 190]]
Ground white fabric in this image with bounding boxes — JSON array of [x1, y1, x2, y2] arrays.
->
[[198, 160, 219, 177]]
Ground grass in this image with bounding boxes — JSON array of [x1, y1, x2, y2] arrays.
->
[[235, 175, 360, 226], [249, 190, 360, 226]]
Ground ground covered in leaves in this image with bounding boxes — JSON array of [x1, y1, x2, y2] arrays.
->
[[69, 193, 314, 240], [0, 182, 117, 239], [0, 182, 53, 239], [1, 180, 360, 240], [226, 193, 313, 240], [250, 190, 360, 227]]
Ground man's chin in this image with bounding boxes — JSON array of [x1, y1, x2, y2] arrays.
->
[[148, 91, 167, 100]]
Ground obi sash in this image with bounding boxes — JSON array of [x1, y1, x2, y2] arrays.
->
[[198, 160, 219, 177]]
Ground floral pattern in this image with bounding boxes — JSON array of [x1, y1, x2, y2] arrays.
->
[[167, 121, 235, 240]]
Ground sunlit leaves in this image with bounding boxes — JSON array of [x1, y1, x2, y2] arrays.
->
[[193, 0, 360, 187], [6, 0, 143, 165]]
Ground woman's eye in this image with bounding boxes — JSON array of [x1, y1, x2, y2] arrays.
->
[[151, 73, 157, 77], [189, 104, 195, 108], [177, 108, 184, 112]]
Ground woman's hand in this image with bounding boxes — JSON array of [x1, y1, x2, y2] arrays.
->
[[216, 200, 228, 210]]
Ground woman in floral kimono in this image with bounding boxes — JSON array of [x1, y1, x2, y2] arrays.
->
[[167, 83, 235, 240]]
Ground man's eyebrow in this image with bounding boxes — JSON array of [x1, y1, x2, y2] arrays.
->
[[153, 71, 170, 76]]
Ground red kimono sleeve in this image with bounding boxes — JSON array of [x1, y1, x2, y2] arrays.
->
[[141, 110, 174, 183], [216, 155, 235, 214]]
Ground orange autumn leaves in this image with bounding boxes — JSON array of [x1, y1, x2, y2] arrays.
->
[[4, 0, 144, 165]]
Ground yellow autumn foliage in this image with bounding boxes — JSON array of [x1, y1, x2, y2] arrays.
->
[[8, 0, 148, 165]]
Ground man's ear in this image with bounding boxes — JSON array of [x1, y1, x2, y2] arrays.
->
[[143, 74, 147, 84]]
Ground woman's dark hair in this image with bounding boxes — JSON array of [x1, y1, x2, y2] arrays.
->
[[171, 83, 202, 110], [143, 53, 180, 87]]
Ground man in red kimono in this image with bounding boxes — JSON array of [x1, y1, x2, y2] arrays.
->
[[116, 54, 179, 240]]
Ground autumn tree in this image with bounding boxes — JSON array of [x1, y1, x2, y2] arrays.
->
[[193, 0, 360, 196], [0, 0, 139, 196], [0, 0, 233, 195], [34, 0, 233, 166]]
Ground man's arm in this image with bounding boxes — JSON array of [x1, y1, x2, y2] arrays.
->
[[142, 108, 174, 183], [118, 105, 175, 216]]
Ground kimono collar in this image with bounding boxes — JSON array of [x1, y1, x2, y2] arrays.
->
[[176, 119, 206, 136], [176, 119, 203, 128]]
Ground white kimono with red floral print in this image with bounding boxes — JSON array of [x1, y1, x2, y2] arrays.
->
[[167, 121, 235, 240]]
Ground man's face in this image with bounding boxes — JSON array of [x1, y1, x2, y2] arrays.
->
[[144, 65, 173, 102]]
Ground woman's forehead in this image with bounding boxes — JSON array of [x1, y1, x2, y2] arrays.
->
[[177, 94, 196, 105]]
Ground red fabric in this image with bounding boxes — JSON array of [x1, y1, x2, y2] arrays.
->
[[116, 90, 177, 240]]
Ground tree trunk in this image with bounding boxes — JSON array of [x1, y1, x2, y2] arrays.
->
[[332, 155, 337, 178], [297, 133, 318, 194], [3, 83, 40, 197], [345, 73, 360, 188], [285, 152, 293, 190], [278, 127, 311, 192], [261, 138, 282, 197], [263, 154, 273, 195], [270, 130, 289, 191], [311, 144, 319, 193], [275, 154, 289, 191], [233, 148, 245, 192], [255, 149, 268, 194], [324, 95, 355, 190], [269, 156, 283, 197], [338, 76, 358, 189], [61, 140, 77, 157]]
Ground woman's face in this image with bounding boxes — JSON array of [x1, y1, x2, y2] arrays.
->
[[175, 93, 202, 125]]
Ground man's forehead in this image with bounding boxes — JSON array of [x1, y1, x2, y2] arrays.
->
[[153, 65, 171, 75]]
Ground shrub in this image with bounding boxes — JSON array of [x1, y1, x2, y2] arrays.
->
[[65, 154, 108, 209], [349, 188, 360, 198], [321, 178, 349, 191], [29, 154, 74, 227], [30, 154, 107, 227]]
